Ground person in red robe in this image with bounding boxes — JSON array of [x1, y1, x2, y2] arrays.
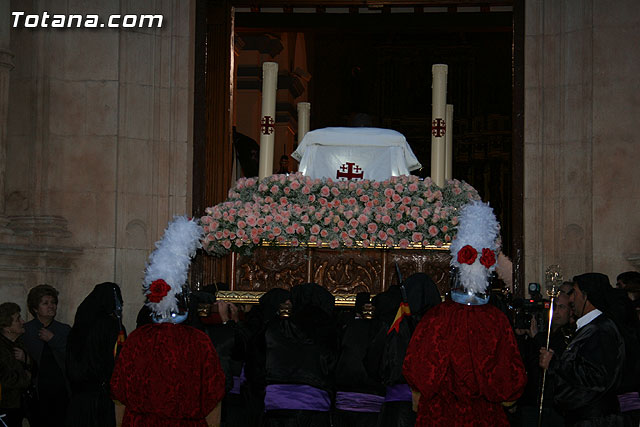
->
[[110, 216, 226, 426], [111, 322, 225, 426], [403, 300, 526, 426], [403, 201, 527, 426]]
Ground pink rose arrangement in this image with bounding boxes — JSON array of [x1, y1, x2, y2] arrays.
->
[[201, 173, 479, 256]]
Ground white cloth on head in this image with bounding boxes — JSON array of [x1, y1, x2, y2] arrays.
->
[[291, 127, 421, 181]]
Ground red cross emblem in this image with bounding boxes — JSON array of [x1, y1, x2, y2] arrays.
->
[[336, 162, 364, 180], [261, 116, 275, 135], [431, 118, 446, 137]]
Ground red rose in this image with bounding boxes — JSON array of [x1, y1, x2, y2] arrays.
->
[[457, 245, 478, 265], [480, 248, 496, 268], [148, 279, 171, 303]]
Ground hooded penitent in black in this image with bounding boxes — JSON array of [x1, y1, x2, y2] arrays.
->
[[65, 282, 124, 427], [370, 273, 441, 427], [262, 283, 337, 427]]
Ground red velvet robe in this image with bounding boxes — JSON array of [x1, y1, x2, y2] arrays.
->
[[403, 300, 526, 426], [111, 323, 225, 426]]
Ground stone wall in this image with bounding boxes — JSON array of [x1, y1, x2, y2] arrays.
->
[[1, 0, 195, 332], [524, 0, 640, 287]]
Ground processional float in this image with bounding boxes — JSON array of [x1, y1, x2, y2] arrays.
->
[[206, 61, 470, 304]]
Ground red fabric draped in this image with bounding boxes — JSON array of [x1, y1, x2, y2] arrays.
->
[[403, 300, 526, 426], [111, 323, 225, 426]]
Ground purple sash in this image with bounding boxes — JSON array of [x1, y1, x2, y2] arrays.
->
[[618, 392, 640, 412], [230, 366, 246, 395], [335, 391, 384, 413], [384, 384, 412, 402], [230, 376, 241, 395], [264, 384, 331, 411]]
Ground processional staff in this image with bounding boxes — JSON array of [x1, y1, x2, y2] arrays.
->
[[538, 264, 563, 427]]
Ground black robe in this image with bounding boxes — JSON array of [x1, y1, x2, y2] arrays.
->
[[551, 313, 625, 426], [65, 282, 124, 427], [240, 288, 292, 426], [262, 283, 337, 427], [367, 274, 441, 427], [333, 314, 386, 427]]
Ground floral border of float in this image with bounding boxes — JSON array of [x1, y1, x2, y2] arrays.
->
[[200, 173, 481, 257]]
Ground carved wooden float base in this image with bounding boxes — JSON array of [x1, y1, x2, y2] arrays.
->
[[217, 246, 452, 306]]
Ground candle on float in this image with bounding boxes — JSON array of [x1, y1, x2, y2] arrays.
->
[[445, 103, 454, 180], [258, 62, 278, 179], [297, 102, 310, 142], [430, 64, 448, 187]]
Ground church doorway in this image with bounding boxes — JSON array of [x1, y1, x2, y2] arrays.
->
[[193, 1, 525, 296]]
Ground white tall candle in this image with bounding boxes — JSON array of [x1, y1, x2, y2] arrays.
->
[[258, 62, 278, 179], [430, 64, 448, 187], [297, 102, 310, 142], [445, 104, 454, 180]]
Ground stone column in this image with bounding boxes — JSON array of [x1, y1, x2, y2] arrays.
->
[[0, 0, 15, 215]]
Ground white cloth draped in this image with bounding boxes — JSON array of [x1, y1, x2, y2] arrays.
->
[[291, 127, 421, 181]]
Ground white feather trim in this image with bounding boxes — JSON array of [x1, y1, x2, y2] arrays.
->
[[142, 216, 203, 317], [450, 201, 500, 294]]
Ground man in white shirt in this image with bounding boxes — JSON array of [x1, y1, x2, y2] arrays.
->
[[539, 273, 625, 426]]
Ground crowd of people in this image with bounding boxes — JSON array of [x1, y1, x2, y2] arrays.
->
[[1, 214, 639, 427], [1, 272, 639, 426]]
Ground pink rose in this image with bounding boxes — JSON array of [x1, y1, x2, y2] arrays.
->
[[399, 239, 410, 249], [349, 219, 359, 228], [311, 224, 320, 235], [270, 185, 279, 194], [329, 240, 339, 249], [367, 223, 378, 233], [428, 225, 438, 237], [382, 215, 391, 225], [320, 229, 329, 238], [412, 232, 423, 242], [321, 186, 330, 197]]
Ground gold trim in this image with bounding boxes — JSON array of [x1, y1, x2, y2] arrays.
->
[[216, 290, 360, 306], [216, 290, 447, 306], [259, 241, 451, 251]]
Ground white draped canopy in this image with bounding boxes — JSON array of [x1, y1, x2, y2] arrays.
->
[[291, 127, 421, 181]]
